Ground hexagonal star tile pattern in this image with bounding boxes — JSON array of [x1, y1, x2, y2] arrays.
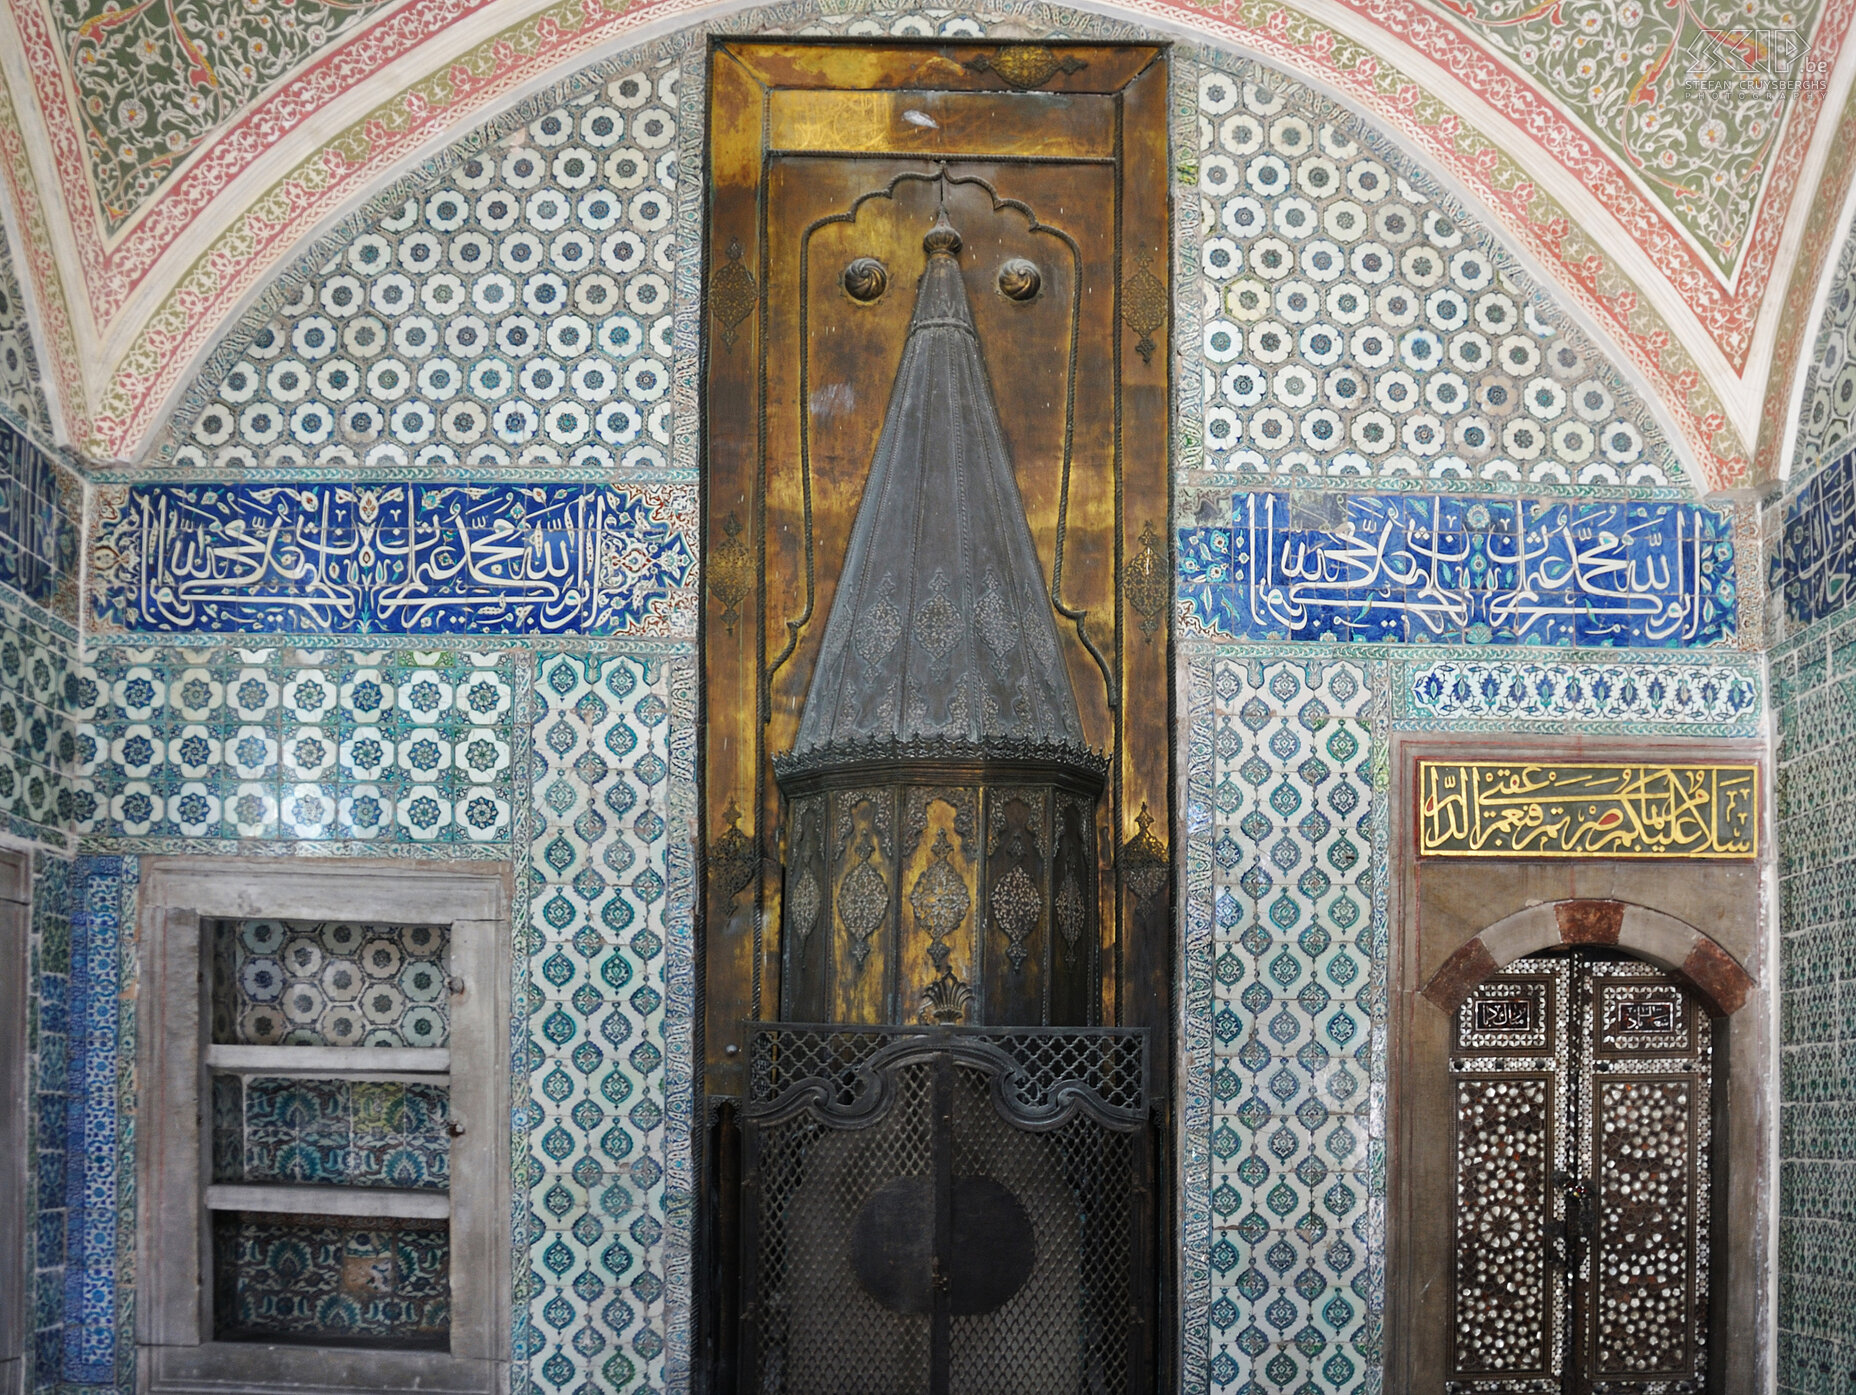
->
[[210, 917, 451, 1049], [165, 61, 681, 475], [70, 647, 518, 844], [523, 653, 675, 1394], [1198, 658, 1380, 1394], [1190, 68, 1680, 492]]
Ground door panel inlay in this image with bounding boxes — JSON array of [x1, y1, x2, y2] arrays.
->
[[1450, 953, 1711, 1393]]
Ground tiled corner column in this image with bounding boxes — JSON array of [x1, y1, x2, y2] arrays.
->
[[1773, 632, 1856, 1395], [24, 854, 137, 1393], [1188, 655, 1384, 1395]]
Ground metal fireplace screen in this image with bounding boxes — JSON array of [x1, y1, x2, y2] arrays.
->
[[738, 1024, 1153, 1395]]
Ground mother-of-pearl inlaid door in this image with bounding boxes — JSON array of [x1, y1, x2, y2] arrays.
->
[[1450, 952, 1713, 1395]]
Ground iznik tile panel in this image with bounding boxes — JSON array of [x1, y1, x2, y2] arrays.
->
[[1402, 659, 1761, 730], [0, 602, 75, 840], [212, 1076, 451, 1191], [1178, 493, 1735, 646], [1200, 659, 1379, 1395], [164, 62, 682, 474], [211, 918, 450, 1049], [525, 654, 674, 1394], [73, 647, 520, 844], [0, 419, 77, 616], [1774, 441, 1856, 627], [27, 853, 74, 1391], [1771, 634, 1856, 1395], [211, 1212, 450, 1344], [89, 482, 696, 636], [55, 856, 136, 1387], [1188, 69, 1679, 490]]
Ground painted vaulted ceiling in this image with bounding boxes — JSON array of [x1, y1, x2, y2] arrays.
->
[[0, 0, 1851, 485]]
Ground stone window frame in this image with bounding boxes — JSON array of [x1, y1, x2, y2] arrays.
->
[[136, 858, 511, 1395], [0, 849, 28, 1395]]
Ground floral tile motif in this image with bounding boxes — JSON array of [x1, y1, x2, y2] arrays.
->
[[57, 856, 137, 1388], [1773, 630, 1856, 1393], [0, 600, 76, 843], [60, 0, 399, 232], [211, 1211, 450, 1342], [71, 646, 520, 845], [1421, 0, 1814, 275], [210, 918, 451, 1049], [1196, 657, 1380, 1395], [1401, 658, 1762, 734], [1188, 66, 1680, 491], [0, 227, 52, 437], [523, 653, 674, 1394], [160, 59, 683, 476], [213, 1076, 451, 1191]]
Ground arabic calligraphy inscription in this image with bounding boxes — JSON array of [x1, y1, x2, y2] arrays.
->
[[89, 482, 695, 636], [1417, 761, 1758, 858], [1179, 492, 1735, 648], [1775, 440, 1856, 626]]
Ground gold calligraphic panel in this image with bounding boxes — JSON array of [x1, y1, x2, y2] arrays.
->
[[1417, 761, 1759, 858]]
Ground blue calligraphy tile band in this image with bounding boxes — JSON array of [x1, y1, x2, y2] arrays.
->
[[0, 419, 76, 611], [89, 482, 694, 636], [1179, 492, 1737, 648], [1776, 440, 1856, 626]]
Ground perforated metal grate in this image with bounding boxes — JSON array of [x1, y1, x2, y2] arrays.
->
[[746, 1024, 1147, 1125], [739, 1025, 1152, 1395]]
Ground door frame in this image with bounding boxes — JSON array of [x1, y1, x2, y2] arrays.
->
[[1384, 733, 1772, 1395]]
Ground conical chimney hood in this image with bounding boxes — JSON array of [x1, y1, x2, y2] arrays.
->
[[778, 207, 1099, 779], [773, 207, 1106, 1030]]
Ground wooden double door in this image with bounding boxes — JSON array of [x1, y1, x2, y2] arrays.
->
[[1448, 951, 1713, 1394]]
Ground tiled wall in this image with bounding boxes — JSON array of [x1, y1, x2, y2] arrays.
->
[[20, 30, 704, 1395], [0, 8, 1782, 1395], [1770, 436, 1856, 1393], [1170, 49, 1760, 1395]]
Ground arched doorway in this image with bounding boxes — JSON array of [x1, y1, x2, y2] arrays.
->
[[1449, 948, 1714, 1392]]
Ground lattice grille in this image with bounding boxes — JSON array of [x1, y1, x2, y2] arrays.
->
[[747, 1024, 1146, 1123], [740, 1027, 1151, 1394]]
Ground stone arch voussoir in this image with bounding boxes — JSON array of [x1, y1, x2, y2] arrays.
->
[[1421, 899, 1752, 1018]]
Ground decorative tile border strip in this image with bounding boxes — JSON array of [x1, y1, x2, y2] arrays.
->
[[1400, 659, 1761, 735]]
